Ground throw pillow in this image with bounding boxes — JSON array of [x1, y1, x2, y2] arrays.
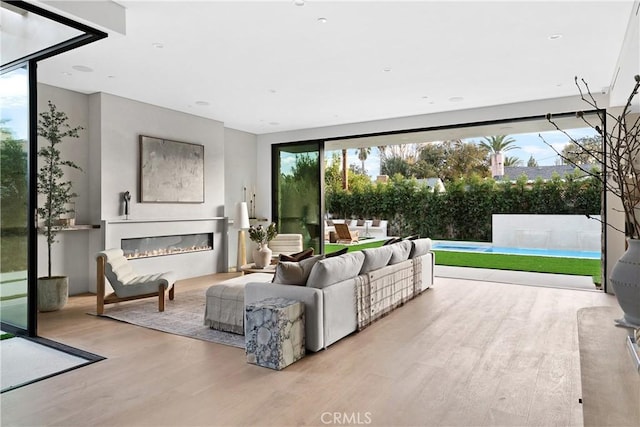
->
[[279, 248, 314, 262], [272, 255, 324, 286], [371, 219, 381, 227], [307, 251, 365, 289], [360, 246, 394, 274], [389, 240, 412, 264], [356, 219, 365, 226], [325, 247, 348, 258], [409, 238, 432, 259]]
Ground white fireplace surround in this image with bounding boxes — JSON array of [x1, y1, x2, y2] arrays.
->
[[100, 217, 228, 293]]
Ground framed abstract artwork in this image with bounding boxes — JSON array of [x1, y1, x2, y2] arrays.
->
[[139, 135, 205, 203]]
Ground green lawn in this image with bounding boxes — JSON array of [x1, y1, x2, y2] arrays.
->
[[433, 250, 601, 285], [325, 238, 387, 253]]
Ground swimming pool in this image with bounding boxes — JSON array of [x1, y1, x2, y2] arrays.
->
[[431, 242, 600, 259]]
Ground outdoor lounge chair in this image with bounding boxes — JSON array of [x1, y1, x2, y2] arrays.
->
[[334, 223, 359, 243], [96, 248, 176, 314]]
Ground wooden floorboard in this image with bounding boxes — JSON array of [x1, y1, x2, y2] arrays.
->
[[0, 274, 628, 426]]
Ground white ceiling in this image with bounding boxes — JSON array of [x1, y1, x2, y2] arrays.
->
[[36, 0, 636, 135]]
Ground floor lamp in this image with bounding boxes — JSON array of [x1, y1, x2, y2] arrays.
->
[[236, 202, 250, 270]]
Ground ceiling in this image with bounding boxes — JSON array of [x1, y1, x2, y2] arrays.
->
[[35, 0, 636, 135]]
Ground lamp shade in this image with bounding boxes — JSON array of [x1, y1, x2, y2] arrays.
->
[[235, 202, 250, 229]]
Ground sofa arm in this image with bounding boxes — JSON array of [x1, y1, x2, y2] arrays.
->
[[245, 282, 324, 352]]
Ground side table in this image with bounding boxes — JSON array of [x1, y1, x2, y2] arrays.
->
[[245, 297, 305, 370], [240, 263, 276, 274]]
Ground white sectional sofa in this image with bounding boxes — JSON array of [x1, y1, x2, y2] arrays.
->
[[244, 238, 434, 352], [325, 219, 389, 239]]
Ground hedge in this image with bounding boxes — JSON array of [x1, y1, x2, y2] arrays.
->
[[326, 173, 601, 241]]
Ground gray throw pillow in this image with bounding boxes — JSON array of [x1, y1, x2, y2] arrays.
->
[[272, 255, 324, 286], [409, 238, 432, 259], [360, 246, 393, 274], [389, 240, 412, 264], [307, 251, 365, 289]]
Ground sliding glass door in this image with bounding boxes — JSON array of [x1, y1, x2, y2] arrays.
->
[[272, 142, 324, 254], [0, 65, 30, 330]]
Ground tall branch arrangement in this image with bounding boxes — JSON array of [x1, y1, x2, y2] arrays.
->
[[37, 101, 83, 277], [541, 75, 640, 240]]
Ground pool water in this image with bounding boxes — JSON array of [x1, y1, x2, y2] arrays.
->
[[432, 242, 600, 259]]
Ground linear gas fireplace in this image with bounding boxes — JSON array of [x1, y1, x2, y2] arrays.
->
[[122, 232, 213, 259]]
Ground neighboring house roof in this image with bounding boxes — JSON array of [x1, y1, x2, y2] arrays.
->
[[501, 164, 596, 181]]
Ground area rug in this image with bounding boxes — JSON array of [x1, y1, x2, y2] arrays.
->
[[92, 288, 245, 349]]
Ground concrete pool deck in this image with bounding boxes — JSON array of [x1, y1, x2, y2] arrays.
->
[[435, 265, 598, 291]]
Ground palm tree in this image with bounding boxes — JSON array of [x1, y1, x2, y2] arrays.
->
[[504, 156, 522, 167], [357, 147, 371, 174], [479, 135, 520, 154]]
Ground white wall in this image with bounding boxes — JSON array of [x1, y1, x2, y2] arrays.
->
[[36, 87, 238, 294], [492, 214, 601, 251], [223, 127, 258, 270], [96, 92, 225, 221]]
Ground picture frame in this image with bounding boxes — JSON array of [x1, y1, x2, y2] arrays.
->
[[139, 135, 205, 203]]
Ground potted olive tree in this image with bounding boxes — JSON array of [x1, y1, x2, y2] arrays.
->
[[36, 101, 83, 312]]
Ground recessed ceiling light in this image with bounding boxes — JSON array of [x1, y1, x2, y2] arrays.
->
[[383, 67, 392, 72], [269, 122, 280, 126], [449, 96, 464, 102], [107, 75, 116, 79], [71, 65, 93, 72], [61, 72, 72, 76], [421, 96, 429, 99], [318, 17, 327, 23], [293, 0, 305, 6], [548, 34, 562, 40], [269, 89, 277, 94], [195, 101, 210, 106], [152, 42, 164, 49]]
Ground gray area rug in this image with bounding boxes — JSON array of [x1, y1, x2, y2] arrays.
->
[[92, 288, 245, 348]]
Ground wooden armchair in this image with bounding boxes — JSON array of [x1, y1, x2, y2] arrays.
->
[[334, 223, 359, 244], [96, 249, 176, 315]]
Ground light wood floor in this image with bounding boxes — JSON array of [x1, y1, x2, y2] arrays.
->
[[1, 274, 623, 426]]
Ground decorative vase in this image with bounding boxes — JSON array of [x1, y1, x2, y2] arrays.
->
[[37, 276, 69, 312], [610, 238, 640, 328], [253, 243, 272, 268]]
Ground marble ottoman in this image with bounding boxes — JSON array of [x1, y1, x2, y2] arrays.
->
[[245, 297, 305, 370]]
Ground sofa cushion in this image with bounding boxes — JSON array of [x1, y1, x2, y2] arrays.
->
[[326, 247, 348, 258], [356, 219, 365, 226], [389, 240, 412, 264], [409, 238, 432, 259], [307, 251, 365, 289], [371, 219, 381, 227], [279, 248, 314, 262], [360, 246, 393, 274], [272, 255, 324, 286]]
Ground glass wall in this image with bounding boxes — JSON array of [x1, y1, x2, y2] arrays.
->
[[0, 65, 29, 329], [273, 142, 323, 254]]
